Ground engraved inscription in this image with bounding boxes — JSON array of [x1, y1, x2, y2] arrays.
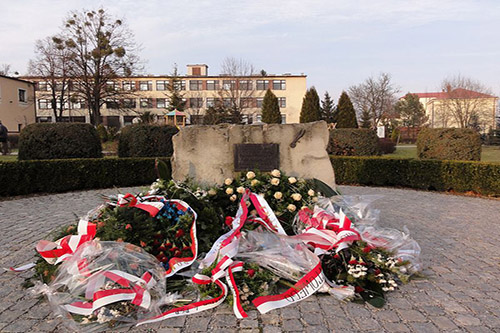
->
[[234, 144, 279, 171]]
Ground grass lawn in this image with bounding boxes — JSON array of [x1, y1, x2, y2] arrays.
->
[[387, 145, 500, 162]]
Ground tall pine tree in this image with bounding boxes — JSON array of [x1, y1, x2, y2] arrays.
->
[[336, 92, 358, 128], [261, 89, 281, 123], [360, 109, 372, 128], [300, 87, 321, 123], [321, 91, 335, 123]]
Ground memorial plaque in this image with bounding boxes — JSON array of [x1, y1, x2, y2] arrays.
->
[[234, 144, 279, 171]]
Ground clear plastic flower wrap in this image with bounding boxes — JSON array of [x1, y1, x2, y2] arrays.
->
[[33, 241, 167, 332], [235, 227, 320, 282]]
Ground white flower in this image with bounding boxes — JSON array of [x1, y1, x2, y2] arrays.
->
[[382, 287, 389, 292], [208, 189, 217, 196], [226, 187, 234, 195], [237, 186, 245, 194], [307, 189, 315, 197], [287, 204, 296, 212], [224, 178, 233, 185], [312, 197, 319, 203], [379, 279, 387, 284], [246, 171, 256, 179], [274, 192, 283, 200], [271, 169, 281, 178], [291, 193, 302, 201], [250, 179, 259, 187], [288, 177, 297, 184], [270, 178, 280, 186], [230, 194, 237, 201], [388, 286, 395, 291]]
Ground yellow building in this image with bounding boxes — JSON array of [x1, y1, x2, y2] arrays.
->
[[0, 75, 36, 132], [414, 89, 498, 132], [23, 64, 307, 127]]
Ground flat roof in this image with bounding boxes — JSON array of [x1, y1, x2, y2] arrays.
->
[[0, 74, 35, 85]]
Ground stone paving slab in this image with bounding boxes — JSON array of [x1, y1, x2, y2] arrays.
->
[[0, 186, 499, 332]]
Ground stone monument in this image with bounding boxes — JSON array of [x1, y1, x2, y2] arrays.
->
[[171, 120, 336, 188]]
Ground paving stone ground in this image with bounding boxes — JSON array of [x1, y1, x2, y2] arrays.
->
[[0, 186, 499, 332]]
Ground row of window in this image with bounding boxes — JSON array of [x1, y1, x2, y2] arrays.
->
[[36, 79, 287, 92], [38, 97, 286, 110]]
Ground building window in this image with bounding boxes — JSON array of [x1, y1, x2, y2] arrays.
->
[[139, 81, 153, 91], [206, 80, 219, 90], [273, 80, 286, 90], [256, 97, 264, 108], [223, 98, 234, 108], [72, 100, 86, 109], [173, 80, 186, 90], [222, 80, 237, 90], [106, 81, 119, 91], [18, 89, 27, 102], [38, 82, 49, 91], [240, 80, 253, 90], [156, 80, 168, 91], [56, 100, 69, 109], [189, 98, 203, 108], [156, 98, 168, 108], [122, 98, 136, 108], [38, 99, 50, 109], [256, 114, 262, 122], [189, 80, 203, 91], [106, 99, 120, 109], [256, 80, 269, 90], [122, 81, 135, 91], [206, 98, 216, 108], [240, 97, 253, 108], [281, 114, 286, 124], [278, 97, 286, 108], [140, 98, 153, 108]]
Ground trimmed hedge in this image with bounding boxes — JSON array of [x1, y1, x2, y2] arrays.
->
[[118, 124, 179, 157], [378, 138, 396, 154], [18, 123, 102, 160], [331, 156, 500, 197], [0, 157, 171, 197], [417, 128, 481, 161], [328, 128, 381, 156]]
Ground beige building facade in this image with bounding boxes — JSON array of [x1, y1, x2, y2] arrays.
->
[[23, 64, 307, 127], [0, 75, 36, 132], [414, 89, 498, 132]]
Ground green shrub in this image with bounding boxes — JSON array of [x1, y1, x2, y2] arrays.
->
[[96, 124, 109, 142], [378, 138, 396, 154], [0, 157, 171, 197], [328, 128, 381, 156], [331, 156, 500, 196], [7, 133, 19, 149], [417, 128, 481, 161], [118, 124, 179, 157], [18, 123, 102, 160]]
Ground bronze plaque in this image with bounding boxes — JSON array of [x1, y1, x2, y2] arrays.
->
[[234, 144, 279, 171]]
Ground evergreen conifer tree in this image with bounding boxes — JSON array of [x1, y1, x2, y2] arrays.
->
[[300, 87, 321, 123], [336, 92, 358, 128], [321, 91, 335, 123], [261, 89, 281, 123]]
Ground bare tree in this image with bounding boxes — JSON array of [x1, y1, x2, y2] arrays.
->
[[348, 73, 399, 129], [58, 8, 142, 125], [28, 36, 73, 122], [0, 64, 12, 75], [217, 57, 256, 122], [439, 75, 494, 130]]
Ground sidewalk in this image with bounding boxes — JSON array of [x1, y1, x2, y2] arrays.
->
[[0, 186, 499, 332]]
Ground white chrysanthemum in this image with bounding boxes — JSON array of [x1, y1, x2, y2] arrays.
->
[[246, 171, 256, 179], [271, 169, 281, 177], [250, 179, 259, 187], [307, 189, 315, 197], [291, 193, 302, 201], [287, 204, 296, 212], [270, 178, 280, 186], [237, 186, 245, 194], [224, 178, 233, 185], [208, 189, 217, 196], [288, 177, 297, 184], [226, 187, 234, 195], [274, 192, 283, 200], [230, 194, 237, 201]]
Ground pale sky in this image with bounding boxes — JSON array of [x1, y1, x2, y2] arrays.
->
[[1, 0, 500, 101]]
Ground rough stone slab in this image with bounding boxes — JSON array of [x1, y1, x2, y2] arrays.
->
[[171, 121, 336, 188]]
